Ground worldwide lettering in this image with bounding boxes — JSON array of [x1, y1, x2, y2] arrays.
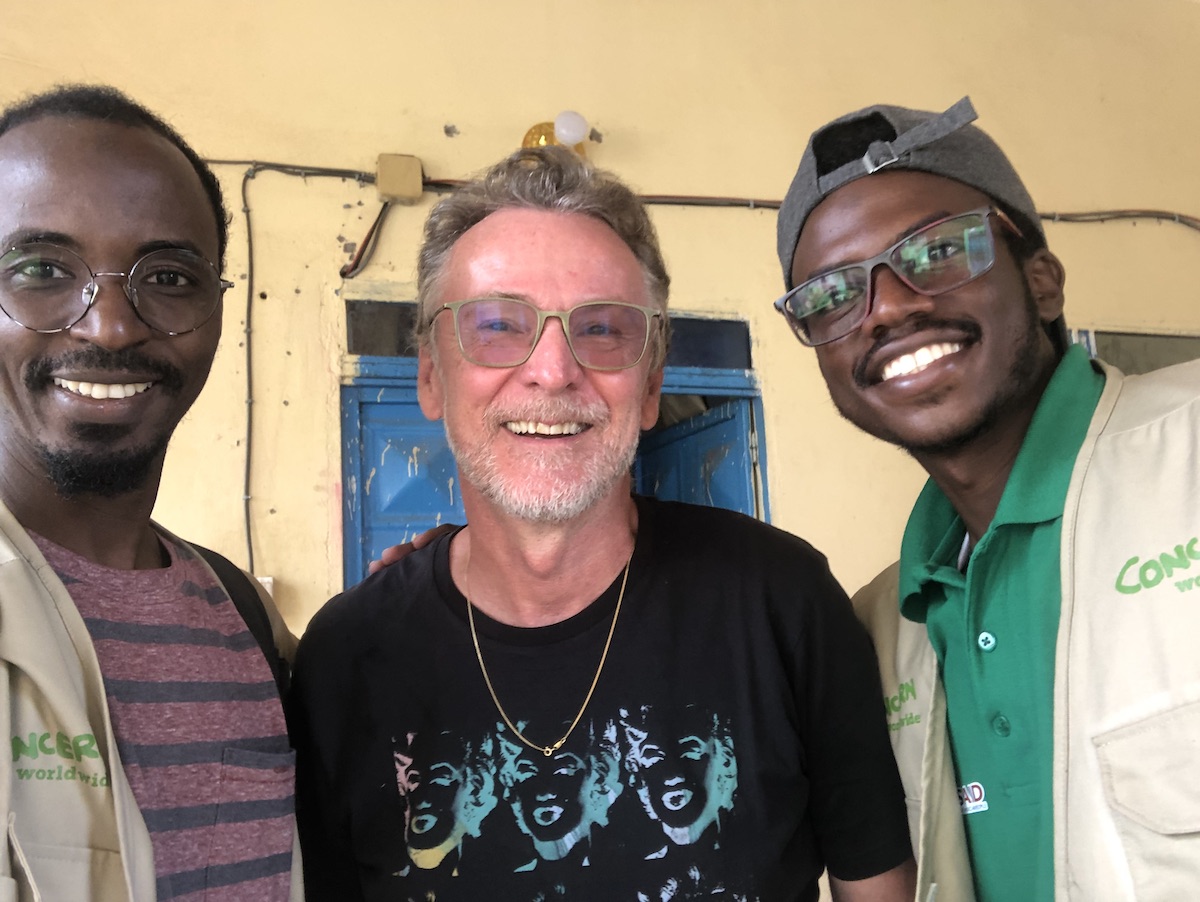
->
[[14, 765, 108, 787]]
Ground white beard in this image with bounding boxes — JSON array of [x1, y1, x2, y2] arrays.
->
[[445, 396, 641, 523]]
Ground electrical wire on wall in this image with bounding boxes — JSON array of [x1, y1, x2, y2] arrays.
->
[[340, 202, 392, 278], [239, 169, 257, 572], [1039, 209, 1200, 233], [206, 155, 1200, 574], [207, 159, 376, 571]]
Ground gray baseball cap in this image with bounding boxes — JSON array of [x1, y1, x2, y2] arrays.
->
[[776, 97, 1044, 289]]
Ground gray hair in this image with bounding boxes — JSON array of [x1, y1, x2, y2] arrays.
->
[[415, 146, 670, 367]]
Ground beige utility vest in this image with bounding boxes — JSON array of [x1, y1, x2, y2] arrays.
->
[[855, 357, 1200, 902]]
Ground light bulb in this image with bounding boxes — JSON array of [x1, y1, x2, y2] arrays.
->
[[553, 110, 589, 147]]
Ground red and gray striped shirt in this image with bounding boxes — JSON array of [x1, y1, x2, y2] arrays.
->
[[32, 532, 294, 902]]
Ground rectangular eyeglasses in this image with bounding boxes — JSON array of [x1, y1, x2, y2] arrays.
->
[[433, 297, 662, 371], [774, 206, 1022, 347]]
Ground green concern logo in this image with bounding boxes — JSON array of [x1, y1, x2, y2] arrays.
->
[[12, 731, 100, 762], [11, 732, 108, 788], [1114, 536, 1200, 595], [884, 679, 921, 732]]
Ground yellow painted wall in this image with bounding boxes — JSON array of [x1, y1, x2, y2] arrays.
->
[[4, 0, 1200, 630]]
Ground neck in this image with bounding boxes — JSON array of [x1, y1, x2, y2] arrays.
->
[[453, 485, 638, 628], [0, 455, 166, 570], [913, 404, 1038, 544]]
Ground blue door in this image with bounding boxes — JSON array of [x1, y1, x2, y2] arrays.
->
[[634, 399, 761, 517], [341, 371, 466, 585]]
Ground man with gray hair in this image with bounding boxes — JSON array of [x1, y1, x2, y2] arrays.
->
[[775, 97, 1200, 900], [291, 146, 915, 901]]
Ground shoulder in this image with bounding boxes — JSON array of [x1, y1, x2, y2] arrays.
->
[[849, 563, 906, 670], [850, 563, 901, 629], [299, 537, 444, 658], [1096, 357, 1200, 434], [639, 497, 832, 571], [634, 498, 852, 629], [168, 536, 301, 672]]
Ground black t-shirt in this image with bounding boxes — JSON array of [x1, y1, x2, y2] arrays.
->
[[291, 498, 910, 901]]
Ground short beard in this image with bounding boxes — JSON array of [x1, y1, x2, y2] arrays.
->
[[37, 432, 167, 498], [447, 398, 639, 523], [24, 347, 183, 497], [837, 284, 1052, 458]]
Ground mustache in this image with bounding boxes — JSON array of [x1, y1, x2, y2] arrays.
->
[[853, 317, 982, 388], [488, 397, 610, 427], [24, 347, 186, 394]]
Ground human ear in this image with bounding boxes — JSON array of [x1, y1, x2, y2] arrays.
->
[[1024, 249, 1066, 324], [640, 367, 665, 431], [417, 347, 445, 421]]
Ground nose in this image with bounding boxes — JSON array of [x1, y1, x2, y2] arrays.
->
[[520, 316, 583, 389], [860, 263, 937, 337], [67, 276, 153, 349]]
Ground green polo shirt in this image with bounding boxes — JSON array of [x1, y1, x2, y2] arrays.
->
[[897, 345, 1104, 902]]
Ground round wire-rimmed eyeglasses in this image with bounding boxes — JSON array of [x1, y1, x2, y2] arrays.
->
[[0, 242, 233, 335]]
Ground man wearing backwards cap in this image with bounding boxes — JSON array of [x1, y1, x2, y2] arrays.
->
[[774, 96, 1200, 901]]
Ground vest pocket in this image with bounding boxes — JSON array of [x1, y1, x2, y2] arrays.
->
[[16, 841, 126, 902], [8, 785, 128, 901], [1094, 699, 1200, 893]]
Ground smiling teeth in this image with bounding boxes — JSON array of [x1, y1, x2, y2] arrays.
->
[[881, 342, 963, 382], [506, 421, 584, 436], [54, 378, 153, 400]]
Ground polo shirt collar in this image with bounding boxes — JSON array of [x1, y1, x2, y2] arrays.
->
[[991, 345, 1101, 526]]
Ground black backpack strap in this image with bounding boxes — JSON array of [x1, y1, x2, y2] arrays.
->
[[191, 543, 290, 698]]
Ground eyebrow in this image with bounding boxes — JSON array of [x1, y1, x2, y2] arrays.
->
[[134, 239, 210, 259], [2, 229, 79, 250], [798, 210, 956, 283], [1, 230, 211, 262], [484, 291, 533, 302]]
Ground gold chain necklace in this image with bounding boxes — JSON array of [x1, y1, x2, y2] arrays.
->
[[466, 555, 631, 757]]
